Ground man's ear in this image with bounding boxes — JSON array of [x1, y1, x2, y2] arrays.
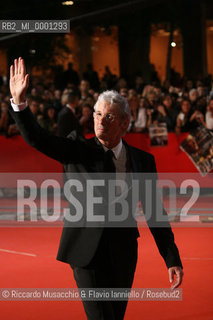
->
[[121, 117, 130, 133]]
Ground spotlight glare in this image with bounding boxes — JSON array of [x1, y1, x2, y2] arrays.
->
[[62, 1, 74, 5], [171, 41, 176, 47]]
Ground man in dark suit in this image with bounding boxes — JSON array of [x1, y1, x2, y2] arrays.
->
[[57, 90, 82, 137], [9, 58, 183, 320]]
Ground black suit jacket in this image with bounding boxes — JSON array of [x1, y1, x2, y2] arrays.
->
[[9, 106, 183, 269], [57, 106, 82, 137]]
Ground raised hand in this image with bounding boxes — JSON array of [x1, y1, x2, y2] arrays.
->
[[9, 57, 29, 104]]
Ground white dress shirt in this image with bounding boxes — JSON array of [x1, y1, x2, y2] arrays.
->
[[10, 99, 28, 112]]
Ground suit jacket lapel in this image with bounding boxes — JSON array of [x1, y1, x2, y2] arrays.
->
[[87, 136, 105, 172], [122, 139, 141, 173]]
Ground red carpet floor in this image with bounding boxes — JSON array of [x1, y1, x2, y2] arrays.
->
[[0, 226, 212, 320]]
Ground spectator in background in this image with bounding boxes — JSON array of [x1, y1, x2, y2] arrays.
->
[[28, 97, 40, 121], [31, 87, 39, 98], [119, 88, 128, 98], [146, 91, 157, 110], [153, 86, 162, 103], [85, 95, 95, 109], [4, 64, 213, 138], [102, 65, 116, 88], [53, 89, 62, 113], [162, 79, 171, 93], [34, 83, 45, 96], [205, 98, 213, 130], [63, 62, 79, 88], [134, 75, 145, 94], [175, 99, 205, 135], [128, 94, 139, 132], [189, 109, 206, 128], [0, 101, 9, 134], [83, 63, 100, 91], [197, 85, 206, 97], [93, 92, 99, 102], [175, 99, 192, 134], [115, 77, 128, 92], [133, 97, 147, 132], [88, 88, 95, 97], [182, 90, 189, 100], [79, 103, 94, 134], [128, 89, 137, 99], [39, 105, 57, 134], [189, 89, 199, 108], [79, 80, 90, 102], [41, 89, 54, 104], [61, 90, 70, 107], [156, 94, 178, 131], [128, 95, 147, 132], [57, 90, 82, 137], [38, 101, 45, 116], [195, 95, 207, 115], [185, 80, 194, 92]]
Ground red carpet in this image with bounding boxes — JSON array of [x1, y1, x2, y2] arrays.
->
[[0, 133, 200, 173], [0, 226, 212, 320], [1, 134, 213, 319]]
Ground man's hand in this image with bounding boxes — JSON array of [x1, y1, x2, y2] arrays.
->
[[157, 105, 166, 117], [9, 57, 29, 105], [168, 266, 183, 289]]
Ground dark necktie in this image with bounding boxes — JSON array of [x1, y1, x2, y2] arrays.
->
[[104, 150, 116, 173]]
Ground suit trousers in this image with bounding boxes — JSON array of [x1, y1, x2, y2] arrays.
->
[[70, 228, 138, 320]]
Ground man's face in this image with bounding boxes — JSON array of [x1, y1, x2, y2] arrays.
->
[[190, 91, 198, 102], [80, 80, 89, 92], [181, 101, 191, 113], [148, 93, 156, 103], [94, 100, 129, 147], [29, 101, 39, 115], [163, 96, 172, 108], [120, 88, 128, 97], [54, 90, 61, 99]]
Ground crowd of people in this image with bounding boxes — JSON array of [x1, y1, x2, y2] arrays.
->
[[1, 63, 213, 138]]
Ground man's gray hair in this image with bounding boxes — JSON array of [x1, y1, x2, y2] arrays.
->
[[189, 88, 198, 97], [94, 90, 130, 118]]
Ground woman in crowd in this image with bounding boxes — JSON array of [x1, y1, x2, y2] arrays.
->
[[38, 105, 58, 134], [155, 94, 179, 131], [175, 99, 205, 135], [79, 103, 94, 134], [132, 97, 148, 132], [205, 98, 213, 130]]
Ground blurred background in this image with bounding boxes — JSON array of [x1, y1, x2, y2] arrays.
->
[[1, 0, 213, 173], [0, 0, 213, 86]]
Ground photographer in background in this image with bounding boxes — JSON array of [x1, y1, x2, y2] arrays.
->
[[175, 99, 205, 135]]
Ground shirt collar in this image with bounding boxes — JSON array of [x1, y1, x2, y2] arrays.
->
[[66, 104, 75, 114], [102, 140, 123, 160]]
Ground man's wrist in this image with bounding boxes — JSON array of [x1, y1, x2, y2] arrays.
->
[[12, 96, 26, 105], [10, 98, 28, 112]]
